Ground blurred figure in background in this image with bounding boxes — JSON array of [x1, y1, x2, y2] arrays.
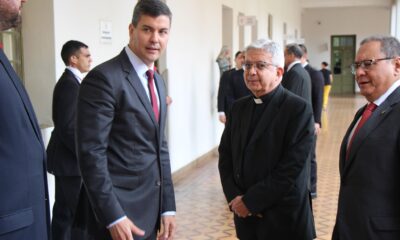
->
[[320, 61, 333, 110]]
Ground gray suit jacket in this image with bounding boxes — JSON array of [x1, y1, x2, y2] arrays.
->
[[76, 49, 175, 239], [333, 86, 400, 240]]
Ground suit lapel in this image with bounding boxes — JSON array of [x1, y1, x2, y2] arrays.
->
[[120, 50, 159, 128], [0, 49, 43, 146], [154, 72, 166, 141], [344, 87, 400, 173]]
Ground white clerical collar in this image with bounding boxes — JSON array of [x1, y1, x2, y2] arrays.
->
[[254, 98, 263, 104]]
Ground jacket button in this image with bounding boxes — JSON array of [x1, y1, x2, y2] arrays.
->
[[156, 180, 161, 186]]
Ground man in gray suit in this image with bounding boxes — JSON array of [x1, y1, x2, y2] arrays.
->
[[333, 35, 400, 240], [75, 1, 176, 240]]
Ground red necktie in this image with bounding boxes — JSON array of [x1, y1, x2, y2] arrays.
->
[[346, 103, 377, 159], [146, 70, 159, 122]]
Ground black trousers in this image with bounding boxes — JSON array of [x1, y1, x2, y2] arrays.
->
[[52, 176, 84, 240]]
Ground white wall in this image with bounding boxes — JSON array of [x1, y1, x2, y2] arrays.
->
[[301, 6, 391, 68], [21, 0, 302, 173]]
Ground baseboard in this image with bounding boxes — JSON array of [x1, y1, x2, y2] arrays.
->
[[172, 147, 218, 184]]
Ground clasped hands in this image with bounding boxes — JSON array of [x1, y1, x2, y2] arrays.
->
[[229, 195, 250, 218]]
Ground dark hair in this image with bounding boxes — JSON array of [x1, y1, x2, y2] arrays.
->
[[322, 61, 328, 67], [286, 43, 303, 58], [298, 44, 307, 54], [61, 40, 88, 66], [234, 51, 242, 59], [132, 0, 172, 27]]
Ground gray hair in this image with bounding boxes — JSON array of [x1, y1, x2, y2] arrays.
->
[[285, 43, 303, 59], [245, 39, 284, 68], [360, 35, 400, 58]]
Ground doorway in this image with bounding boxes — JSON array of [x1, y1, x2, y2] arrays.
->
[[330, 35, 356, 95], [0, 27, 24, 83]]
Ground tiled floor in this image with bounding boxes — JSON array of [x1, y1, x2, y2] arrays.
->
[[173, 95, 367, 240]]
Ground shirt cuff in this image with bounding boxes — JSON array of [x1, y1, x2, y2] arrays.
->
[[107, 216, 127, 228], [218, 112, 225, 116], [162, 211, 176, 216]]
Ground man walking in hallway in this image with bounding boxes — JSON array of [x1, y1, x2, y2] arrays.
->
[[0, 0, 51, 239], [47, 40, 92, 239], [219, 38, 316, 239], [333, 35, 400, 240], [75, 0, 176, 239]]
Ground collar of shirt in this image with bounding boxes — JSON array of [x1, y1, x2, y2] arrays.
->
[[287, 60, 301, 72], [302, 62, 308, 68], [373, 79, 400, 106], [124, 45, 159, 103], [66, 66, 83, 83]]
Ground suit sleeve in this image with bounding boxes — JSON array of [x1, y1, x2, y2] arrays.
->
[[242, 100, 314, 213], [160, 132, 176, 212], [76, 69, 125, 226], [53, 77, 79, 153], [311, 70, 324, 125], [218, 108, 244, 202], [217, 70, 233, 113]]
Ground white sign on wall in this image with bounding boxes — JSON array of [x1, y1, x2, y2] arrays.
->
[[100, 20, 112, 44]]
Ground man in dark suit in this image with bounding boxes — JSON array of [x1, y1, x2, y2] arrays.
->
[[332, 36, 400, 240], [282, 43, 312, 104], [217, 51, 250, 123], [75, 1, 176, 240], [47, 40, 92, 239], [0, 0, 50, 239], [219, 38, 316, 240], [299, 44, 324, 199]]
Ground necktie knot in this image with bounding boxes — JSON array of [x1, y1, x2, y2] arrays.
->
[[366, 102, 377, 112], [146, 70, 154, 82]]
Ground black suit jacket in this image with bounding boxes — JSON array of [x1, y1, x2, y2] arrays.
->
[[332, 86, 400, 240], [47, 69, 81, 176], [217, 68, 251, 115], [219, 85, 315, 239], [282, 63, 312, 104], [305, 64, 324, 125], [217, 68, 235, 114], [0, 49, 50, 239], [75, 49, 176, 239]]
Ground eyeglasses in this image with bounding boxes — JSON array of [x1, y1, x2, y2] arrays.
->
[[243, 61, 276, 71], [350, 57, 394, 75]]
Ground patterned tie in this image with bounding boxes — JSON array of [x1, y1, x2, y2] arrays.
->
[[146, 70, 159, 122], [346, 102, 377, 159]]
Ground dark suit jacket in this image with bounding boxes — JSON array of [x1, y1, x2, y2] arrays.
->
[[217, 68, 251, 115], [305, 64, 324, 125], [47, 69, 81, 176], [217, 68, 235, 114], [75, 49, 176, 239], [332, 86, 400, 240], [218, 85, 315, 239], [282, 63, 312, 104], [0, 49, 50, 239]]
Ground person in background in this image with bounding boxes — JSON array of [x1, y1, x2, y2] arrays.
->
[[333, 35, 400, 240], [216, 45, 231, 76], [0, 0, 51, 239], [320, 61, 333, 110], [47, 40, 92, 240], [219, 38, 316, 239], [299, 44, 324, 199], [217, 50, 250, 123], [75, 0, 176, 239]]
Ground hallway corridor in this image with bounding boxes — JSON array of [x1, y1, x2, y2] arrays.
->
[[173, 95, 367, 240]]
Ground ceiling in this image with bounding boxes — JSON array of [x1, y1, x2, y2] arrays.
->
[[300, 0, 393, 8]]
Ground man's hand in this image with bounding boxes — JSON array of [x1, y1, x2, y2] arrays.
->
[[219, 114, 226, 123], [109, 218, 145, 240], [229, 195, 250, 218], [314, 123, 321, 135], [158, 215, 176, 240]]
